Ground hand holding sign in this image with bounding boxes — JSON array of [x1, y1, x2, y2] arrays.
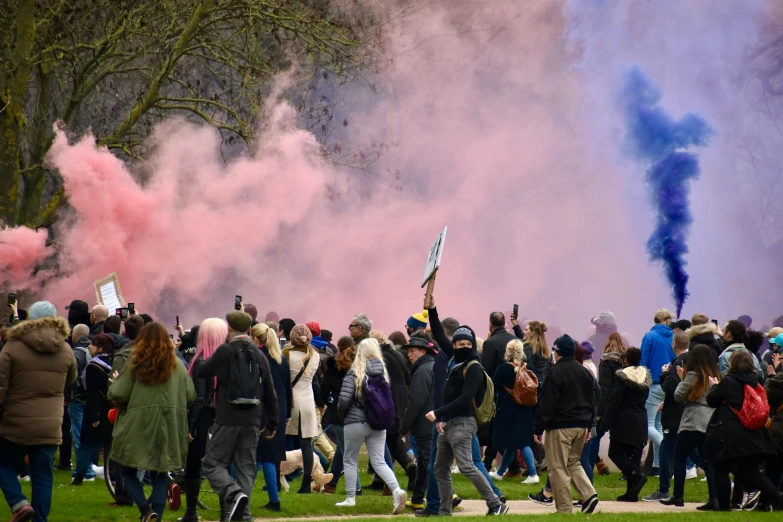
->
[[422, 227, 447, 309]]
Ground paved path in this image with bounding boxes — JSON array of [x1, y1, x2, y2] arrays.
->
[[251, 500, 702, 521]]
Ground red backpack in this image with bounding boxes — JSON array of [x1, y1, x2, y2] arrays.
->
[[730, 383, 770, 431]]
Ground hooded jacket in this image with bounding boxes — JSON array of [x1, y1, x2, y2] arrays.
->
[[338, 357, 387, 425], [718, 343, 764, 381], [674, 370, 715, 433], [641, 324, 674, 384], [433, 325, 487, 422], [598, 365, 651, 445], [400, 353, 435, 437], [0, 317, 77, 446], [534, 355, 599, 435], [597, 351, 624, 417], [588, 323, 629, 357], [687, 323, 722, 360], [705, 370, 776, 461]]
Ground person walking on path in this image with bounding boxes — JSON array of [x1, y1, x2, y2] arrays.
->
[[107, 322, 195, 522], [533, 334, 599, 514], [197, 311, 279, 522], [336, 338, 408, 514], [0, 302, 77, 522]]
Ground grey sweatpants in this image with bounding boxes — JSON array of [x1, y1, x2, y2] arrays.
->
[[434, 416, 500, 514], [343, 421, 400, 498], [202, 424, 259, 518]]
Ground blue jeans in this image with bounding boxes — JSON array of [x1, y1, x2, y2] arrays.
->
[[409, 434, 419, 459], [645, 384, 665, 467], [257, 462, 279, 502], [658, 429, 677, 494], [588, 432, 602, 470], [121, 466, 169, 517], [580, 439, 593, 483], [497, 447, 537, 478], [472, 435, 501, 496], [0, 438, 57, 522], [67, 402, 95, 480]]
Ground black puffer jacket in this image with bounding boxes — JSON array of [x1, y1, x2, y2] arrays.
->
[[705, 371, 776, 461], [597, 351, 623, 417], [659, 351, 688, 430], [599, 365, 651, 445], [765, 372, 783, 454], [687, 323, 722, 360], [400, 353, 434, 437], [381, 343, 410, 432]]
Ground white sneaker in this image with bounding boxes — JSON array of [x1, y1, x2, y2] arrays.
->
[[522, 475, 540, 484], [392, 488, 408, 515], [92, 465, 105, 480], [83, 478, 95, 482], [701, 476, 708, 482], [489, 471, 503, 481], [685, 467, 698, 480], [336, 497, 356, 507], [451, 465, 460, 474]]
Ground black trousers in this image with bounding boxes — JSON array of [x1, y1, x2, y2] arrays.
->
[[713, 455, 780, 510], [185, 408, 215, 480], [411, 432, 432, 504], [386, 431, 412, 471], [59, 404, 72, 467], [766, 453, 783, 491], [608, 440, 643, 483]]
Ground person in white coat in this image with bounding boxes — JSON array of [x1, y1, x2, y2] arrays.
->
[[283, 324, 320, 493]]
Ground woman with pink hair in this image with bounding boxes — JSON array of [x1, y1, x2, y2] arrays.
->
[[180, 318, 228, 522]]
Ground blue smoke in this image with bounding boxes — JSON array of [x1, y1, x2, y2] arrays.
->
[[622, 68, 713, 317]]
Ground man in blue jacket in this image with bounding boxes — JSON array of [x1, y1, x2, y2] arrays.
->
[[640, 308, 674, 473]]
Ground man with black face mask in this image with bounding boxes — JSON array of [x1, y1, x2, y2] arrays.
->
[[425, 326, 509, 517]]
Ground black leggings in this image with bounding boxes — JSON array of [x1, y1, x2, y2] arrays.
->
[[713, 456, 781, 510], [673, 431, 714, 500], [296, 436, 314, 478], [608, 440, 643, 481], [184, 408, 214, 480]]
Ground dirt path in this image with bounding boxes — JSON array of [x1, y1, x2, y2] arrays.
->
[[252, 500, 702, 521]]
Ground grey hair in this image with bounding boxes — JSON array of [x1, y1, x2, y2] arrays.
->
[[354, 313, 373, 334], [72, 324, 90, 342]]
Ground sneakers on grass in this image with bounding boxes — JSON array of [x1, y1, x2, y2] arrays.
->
[[487, 503, 509, 516], [581, 494, 599, 514], [489, 471, 503, 481], [528, 490, 553, 506], [336, 497, 356, 507], [522, 475, 540, 485], [643, 490, 669, 502], [685, 467, 698, 480], [392, 487, 408, 515]]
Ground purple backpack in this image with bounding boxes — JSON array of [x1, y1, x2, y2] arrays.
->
[[362, 374, 396, 431]]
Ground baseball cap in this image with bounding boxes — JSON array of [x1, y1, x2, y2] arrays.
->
[[65, 300, 89, 313], [770, 334, 783, 347]]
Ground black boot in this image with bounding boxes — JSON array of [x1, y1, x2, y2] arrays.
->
[[298, 475, 312, 494], [178, 479, 201, 522]]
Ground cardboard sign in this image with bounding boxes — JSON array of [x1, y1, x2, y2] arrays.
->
[[93, 273, 126, 312], [422, 226, 447, 288]]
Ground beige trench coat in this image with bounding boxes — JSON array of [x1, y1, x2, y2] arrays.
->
[[286, 349, 320, 438]]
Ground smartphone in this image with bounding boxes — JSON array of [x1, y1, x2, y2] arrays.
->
[[116, 308, 129, 318], [513, 303, 519, 318], [7, 293, 16, 307], [128, 302, 135, 315], [711, 319, 718, 326], [176, 315, 180, 327], [235, 295, 242, 311]]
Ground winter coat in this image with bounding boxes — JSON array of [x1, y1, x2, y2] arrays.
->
[[81, 354, 114, 446], [482, 328, 517, 381], [675, 371, 715, 434], [89, 321, 105, 336], [0, 317, 77, 446], [763, 345, 783, 374], [687, 323, 722, 360], [187, 355, 216, 438], [108, 358, 196, 472], [257, 348, 292, 464], [705, 371, 776, 462], [534, 357, 599, 435], [513, 325, 553, 388], [70, 337, 93, 403], [597, 351, 623, 417], [641, 324, 674, 384], [338, 357, 386, 425], [400, 353, 435, 438], [764, 372, 783, 454], [284, 346, 320, 438], [492, 362, 535, 451], [381, 343, 410, 432], [719, 344, 765, 382], [320, 357, 346, 427], [598, 366, 651, 446], [659, 351, 688, 431], [111, 341, 136, 376]]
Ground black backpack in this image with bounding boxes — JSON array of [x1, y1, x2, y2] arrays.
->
[[227, 342, 262, 408]]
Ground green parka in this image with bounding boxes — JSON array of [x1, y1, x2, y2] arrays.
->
[[108, 358, 195, 471]]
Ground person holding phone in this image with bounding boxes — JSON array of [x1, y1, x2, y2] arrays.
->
[[687, 314, 723, 360]]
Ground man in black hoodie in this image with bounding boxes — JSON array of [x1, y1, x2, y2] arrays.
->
[[426, 325, 508, 516], [533, 335, 598, 514]]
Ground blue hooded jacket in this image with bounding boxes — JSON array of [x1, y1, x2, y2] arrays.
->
[[641, 324, 674, 384]]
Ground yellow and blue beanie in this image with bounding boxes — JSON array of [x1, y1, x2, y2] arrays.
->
[[407, 310, 429, 330]]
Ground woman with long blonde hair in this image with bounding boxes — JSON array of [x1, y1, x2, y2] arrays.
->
[[336, 338, 407, 513], [252, 323, 292, 510], [511, 318, 552, 386], [180, 318, 228, 521], [282, 324, 320, 493], [108, 323, 195, 522]]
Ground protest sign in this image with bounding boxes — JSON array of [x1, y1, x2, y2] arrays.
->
[[422, 226, 447, 288], [93, 272, 126, 313]]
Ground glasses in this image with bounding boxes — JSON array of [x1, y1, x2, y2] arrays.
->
[[349, 324, 360, 329]]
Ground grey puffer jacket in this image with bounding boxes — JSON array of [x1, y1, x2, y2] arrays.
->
[[674, 371, 715, 433], [337, 358, 387, 425]]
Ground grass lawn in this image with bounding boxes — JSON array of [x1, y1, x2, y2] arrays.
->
[[0, 454, 777, 521]]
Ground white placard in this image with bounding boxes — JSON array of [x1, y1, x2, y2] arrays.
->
[[422, 226, 447, 288], [93, 272, 126, 312]]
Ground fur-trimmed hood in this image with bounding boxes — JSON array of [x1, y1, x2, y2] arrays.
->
[[687, 322, 717, 341], [616, 365, 652, 390], [3, 316, 70, 354], [600, 351, 624, 364]]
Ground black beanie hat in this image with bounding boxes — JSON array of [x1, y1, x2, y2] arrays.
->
[[452, 326, 475, 346], [552, 334, 576, 357]]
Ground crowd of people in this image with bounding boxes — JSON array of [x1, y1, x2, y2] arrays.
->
[[1, 294, 783, 522]]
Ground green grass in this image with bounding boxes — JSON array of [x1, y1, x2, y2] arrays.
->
[[0, 455, 777, 521]]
